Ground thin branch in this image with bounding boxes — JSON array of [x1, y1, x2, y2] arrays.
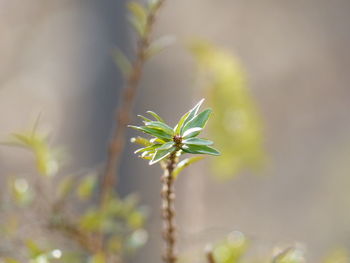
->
[[48, 219, 100, 253], [271, 247, 294, 263], [205, 245, 216, 263], [161, 151, 178, 263], [101, 0, 166, 203]]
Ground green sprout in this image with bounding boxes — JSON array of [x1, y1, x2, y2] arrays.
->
[[129, 99, 220, 167]]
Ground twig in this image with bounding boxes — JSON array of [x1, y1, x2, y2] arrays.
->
[[271, 246, 294, 263], [101, 0, 166, 203], [161, 151, 178, 263], [205, 245, 216, 263], [48, 219, 100, 253]]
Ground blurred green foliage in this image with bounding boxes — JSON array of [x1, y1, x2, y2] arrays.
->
[[190, 41, 266, 179], [2, 129, 59, 177], [210, 232, 306, 263], [323, 249, 349, 263], [0, 126, 147, 263]]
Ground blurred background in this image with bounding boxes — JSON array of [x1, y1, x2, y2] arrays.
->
[[1, 0, 350, 262]]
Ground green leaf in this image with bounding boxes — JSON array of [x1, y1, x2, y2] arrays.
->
[[175, 111, 190, 135], [127, 15, 145, 36], [182, 144, 220, 156], [173, 156, 204, 178], [157, 141, 174, 151], [146, 35, 176, 58], [183, 138, 213, 146], [137, 115, 152, 123], [146, 111, 165, 123], [180, 99, 205, 134], [10, 178, 32, 206], [26, 240, 44, 258], [182, 127, 202, 138], [149, 147, 175, 165], [150, 137, 166, 144], [140, 151, 152, 159], [112, 48, 131, 76], [128, 125, 172, 141], [127, 2, 147, 25], [130, 136, 151, 146], [76, 174, 97, 201], [145, 121, 174, 135], [79, 209, 103, 231], [134, 144, 160, 154], [4, 131, 59, 176], [182, 109, 212, 134]]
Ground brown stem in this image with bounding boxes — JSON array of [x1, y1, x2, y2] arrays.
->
[[205, 245, 216, 263], [48, 219, 100, 253], [100, 0, 166, 204], [161, 151, 178, 263]]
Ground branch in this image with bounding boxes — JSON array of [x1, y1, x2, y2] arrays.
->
[[161, 151, 178, 263], [205, 245, 216, 263], [101, 0, 166, 203]]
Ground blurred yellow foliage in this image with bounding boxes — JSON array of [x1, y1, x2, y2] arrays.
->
[[190, 41, 266, 179], [323, 248, 349, 263], [3, 129, 59, 177]]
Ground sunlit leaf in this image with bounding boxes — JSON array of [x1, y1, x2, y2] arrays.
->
[[137, 114, 152, 123], [128, 126, 172, 141], [182, 127, 202, 138], [130, 136, 152, 146], [144, 121, 174, 135], [182, 144, 220, 156], [174, 111, 190, 135], [146, 111, 165, 123], [157, 141, 174, 151], [180, 99, 205, 134], [134, 144, 161, 154], [182, 138, 213, 146], [149, 147, 175, 165], [182, 109, 212, 134], [173, 156, 204, 178]]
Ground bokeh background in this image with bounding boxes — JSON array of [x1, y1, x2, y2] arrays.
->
[[1, 0, 350, 262]]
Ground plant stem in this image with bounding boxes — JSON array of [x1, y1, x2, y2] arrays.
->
[[205, 245, 216, 263], [101, 0, 166, 203], [161, 151, 178, 263]]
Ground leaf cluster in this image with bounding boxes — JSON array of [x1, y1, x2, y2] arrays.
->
[[129, 99, 220, 174]]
